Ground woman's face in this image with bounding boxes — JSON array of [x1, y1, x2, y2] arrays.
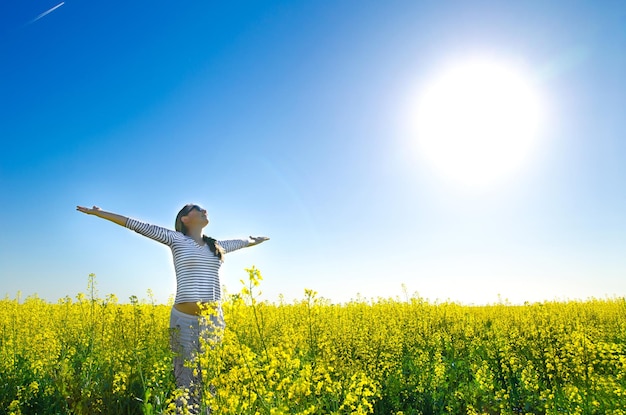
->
[[182, 205, 209, 229]]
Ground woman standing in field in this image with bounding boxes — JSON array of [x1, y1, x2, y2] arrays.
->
[[76, 204, 269, 414]]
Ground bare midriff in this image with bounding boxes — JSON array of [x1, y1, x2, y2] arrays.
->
[[173, 302, 216, 316]]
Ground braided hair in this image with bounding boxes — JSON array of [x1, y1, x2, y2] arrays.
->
[[202, 235, 225, 262]]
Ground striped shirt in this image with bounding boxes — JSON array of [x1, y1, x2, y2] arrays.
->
[[125, 218, 249, 304]]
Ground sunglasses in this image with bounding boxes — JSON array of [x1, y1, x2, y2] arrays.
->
[[181, 204, 203, 216]]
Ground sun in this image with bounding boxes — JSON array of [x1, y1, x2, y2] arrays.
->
[[413, 57, 545, 191]]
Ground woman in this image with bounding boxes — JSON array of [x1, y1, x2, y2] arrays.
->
[[76, 204, 269, 413]]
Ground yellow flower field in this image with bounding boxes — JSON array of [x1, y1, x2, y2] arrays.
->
[[1, 269, 625, 415]]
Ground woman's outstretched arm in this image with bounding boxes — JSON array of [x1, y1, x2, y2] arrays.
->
[[76, 205, 128, 227]]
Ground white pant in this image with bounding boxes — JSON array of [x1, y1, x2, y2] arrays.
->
[[169, 306, 224, 414]]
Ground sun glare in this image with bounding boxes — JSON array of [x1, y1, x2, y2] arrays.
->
[[414, 57, 545, 191]]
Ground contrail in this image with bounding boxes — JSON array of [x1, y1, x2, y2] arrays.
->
[[29, 2, 65, 24]]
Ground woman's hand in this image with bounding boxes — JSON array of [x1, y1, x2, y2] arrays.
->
[[76, 205, 102, 215], [76, 205, 128, 226], [249, 236, 270, 246]]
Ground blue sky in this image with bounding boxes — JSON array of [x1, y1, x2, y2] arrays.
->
[[1, 0, 625, 305]]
